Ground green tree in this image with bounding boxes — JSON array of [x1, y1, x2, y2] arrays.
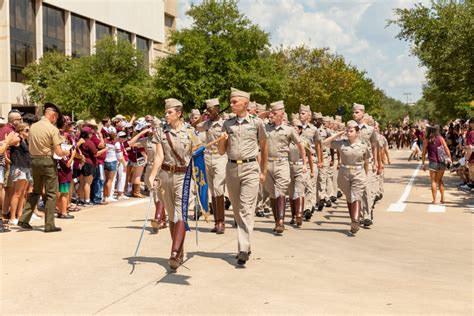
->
[[23, 36, 153, 119], [391, 0, 474, 121], [279, 46, 384, 119], [22, 51, 72, 104], [152, 0, 287, 110]]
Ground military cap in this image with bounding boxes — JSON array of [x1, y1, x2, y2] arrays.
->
[[270, 100, 285, 111], [205, 98, 219, 109], [292, 118, 303, 127], [248, 101, 257, 109], [291, 113, 299, 121], [335, 115, 342, 122], [323, 116, 331, 123], [346, 120, 358, 128], [256, 103, 267, 112], [299, 104, 311, 112], [230, 87, 250, 100], [353, 103, 365, 111], [165, 98, 183, 110], [191, 109, 201, 117], [313, 112, 323, 119]]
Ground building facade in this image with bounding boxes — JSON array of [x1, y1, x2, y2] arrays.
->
[[0, 0, 176, 117]]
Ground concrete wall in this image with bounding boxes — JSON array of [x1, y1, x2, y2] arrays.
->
[[43, 0, 165, 43]]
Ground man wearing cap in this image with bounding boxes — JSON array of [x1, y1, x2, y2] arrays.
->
[[299, 105, 322, 220], [255, 102, 270, 218], [264, 101, 306, 233], [352, 103, 381, 227], [247, 101, 257, 118], [196, 98, 227, 234], [218, 88, 268, 265], [314, 113, 333, 210], [18, 103, 69, 232]]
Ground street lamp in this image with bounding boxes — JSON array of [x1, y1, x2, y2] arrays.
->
[[403, 92, 412, 106]]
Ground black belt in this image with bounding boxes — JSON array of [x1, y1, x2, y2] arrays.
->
[[228, 158, 257, 164]]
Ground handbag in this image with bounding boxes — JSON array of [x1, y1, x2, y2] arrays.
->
[[436, 137, 451, 165]]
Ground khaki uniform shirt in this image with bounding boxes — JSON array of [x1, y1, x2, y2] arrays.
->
[[137, 136, 158, 165], [265, 123, 301, 158], [331, 139, 370, 166], [199, 118, 225, 155], [222, 114, 267, 160], [300, 123, 320, 158], [318, 126, 332, 157], [28, 117, 63, 156], [154, 123, 201, 166], [358, 124, 377, 159], [377, 134, 388, 149]]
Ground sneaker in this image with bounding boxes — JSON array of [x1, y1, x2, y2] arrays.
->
[[117, 195, 129, 200], [460, 184, 472, 191], [107, 197, 118, 202], [31, 213, 41, 221], [8, 219, 18, 225]]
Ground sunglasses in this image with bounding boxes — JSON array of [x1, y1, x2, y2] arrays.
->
[[21, 129, 29, 132]]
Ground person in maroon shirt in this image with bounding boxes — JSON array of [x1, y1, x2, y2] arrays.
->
[[464, 118, 474, 189], [78, 128, 106, 204], [1, 110, 22, 222], [88, 122, 107, 205]]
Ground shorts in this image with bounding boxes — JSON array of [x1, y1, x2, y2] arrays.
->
[[81, 163, 96, 177], [104, 161, 118, 172], [0, 165, 4, 185], [428, 161, 447, 171], [59, 182, 70, 194], [10, 166, 32, 182]]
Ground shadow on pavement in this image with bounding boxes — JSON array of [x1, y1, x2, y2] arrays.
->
[[186, 251, 237, 268], [110, 225, 156, 234]]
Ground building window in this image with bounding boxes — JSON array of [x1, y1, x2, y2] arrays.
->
[[10, 0, 36, 83], [96, 22, 111, 41], [71, 14, 90, 57], [117, 29, 131, 42], [43, 4, 65, 53], [136, 36, 149, 67], [165, 14, 174, 28]]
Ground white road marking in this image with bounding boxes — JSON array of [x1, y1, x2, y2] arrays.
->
[[428, 204, 446, 213], [116, 199, 149, 207], [468, 205, 474, 213], [387, 162, 422, 212]]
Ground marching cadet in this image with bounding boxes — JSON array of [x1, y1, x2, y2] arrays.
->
[[327, 118, 340, 202], [374, 122, 390, 202], [288, 117, 313, 227], [316, 115, 333, 210], [255, 102, 271, 218], [263, 101, 306, 233], [196, 98, 227, 234], [299, 105, 322, 221], [147, 98, 201, 270], [322, 120, 370, 234], [247, 101, 257, 117], [128, 118, 166, 233], [352, 103, 381, 227], [218, 88, 268, 266]]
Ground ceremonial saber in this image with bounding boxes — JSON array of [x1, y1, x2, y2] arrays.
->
[[133, 193, 154, 257]]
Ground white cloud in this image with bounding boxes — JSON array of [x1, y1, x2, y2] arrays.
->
[[177, 0, 428, 102]]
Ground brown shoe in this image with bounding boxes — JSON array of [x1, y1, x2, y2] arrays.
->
[[215, 195, 225, 235], [169, 221, 186, 270], [295, 197, 304, 227], [132, 184, 144, 198]]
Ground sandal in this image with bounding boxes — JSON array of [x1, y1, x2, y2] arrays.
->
[[56, 213, 75, 219], [68, 205, 81, 212]]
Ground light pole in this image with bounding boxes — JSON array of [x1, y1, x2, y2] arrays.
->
[[403, 92, 412, 106]]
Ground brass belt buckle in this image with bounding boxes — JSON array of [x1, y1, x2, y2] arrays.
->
[[170, 165, 176, 173], [236, 160, 243, 164]]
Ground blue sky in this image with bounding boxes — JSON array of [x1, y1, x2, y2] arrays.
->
[[178, 0, 429, 103]]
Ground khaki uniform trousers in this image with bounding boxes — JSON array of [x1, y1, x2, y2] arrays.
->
[[226, 161, 260, 253], [304, 160, 318, 210], [205, 154, 227, 197], [331, 163, 338, 197], [158, 170, 187, 223], [263, 160, 290, 199], [19, 157, 58, 230], [317, 153, 331, 202], [145, 163, 160, 202], [256, 184, 270, 212], [378, 168, 384, 195], [338, 167, 366, 203], [362, 163, 376, 220], [288, 163, 306, 199]]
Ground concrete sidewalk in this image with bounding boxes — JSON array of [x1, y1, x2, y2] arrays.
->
[[0, 149, 472, 314]]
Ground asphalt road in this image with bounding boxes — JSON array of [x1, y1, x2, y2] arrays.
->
[[1, 149, 472, 315]]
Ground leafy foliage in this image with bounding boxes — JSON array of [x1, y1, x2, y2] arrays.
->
[[152, 0, 287, 111], [391, 0, 474, 122]]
